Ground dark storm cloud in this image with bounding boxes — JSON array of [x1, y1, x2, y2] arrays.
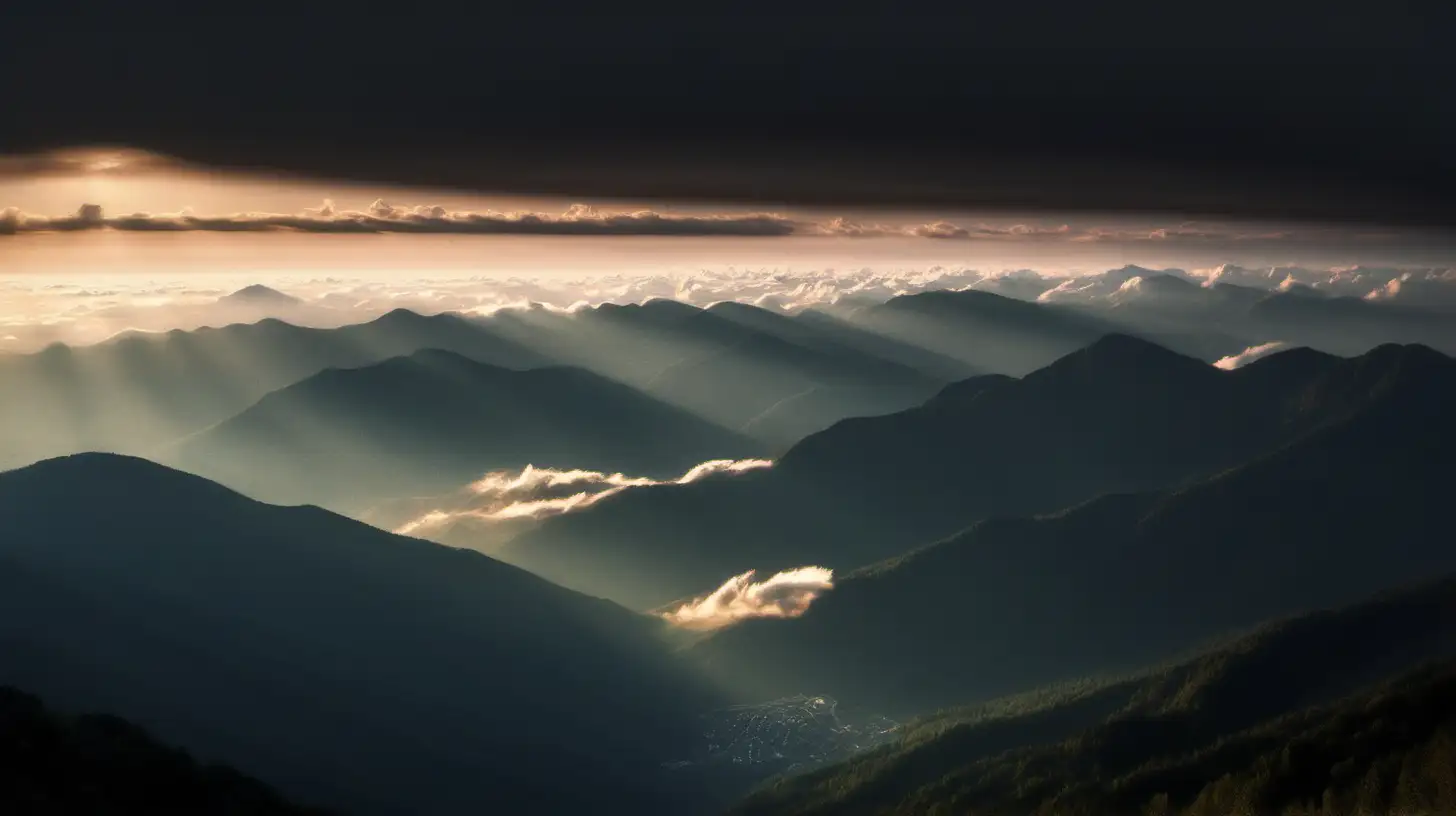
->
[[1, 201, 1444, 250], [1, 201, 800, 237]]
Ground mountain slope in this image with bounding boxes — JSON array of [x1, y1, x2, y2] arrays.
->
[[487, 300, 948, 445], [686, 344, 1456, 712], [170, 349, 761, 509], [647, 307, 944, 445], [729, 577, 1456, 816], [0, 453, 726, 815], [496, 339, 1409, 610], [0, 309, 550, 470], [0, 684, 326, 815], [836, 288, 1116, 376], [1075, 276, 1456, 360]]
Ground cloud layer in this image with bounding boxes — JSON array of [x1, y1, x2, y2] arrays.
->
[[660, 566, 835, 630], [4, 262, 1456, 353], [1, 201, 797, 237], [1, 201, 1422, 249]]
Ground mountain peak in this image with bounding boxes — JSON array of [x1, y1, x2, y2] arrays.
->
[[1357, 343, 1455, 376], [219, 284, 301, 305], [368, 307, 459, 329], [1083, 332, 1202, 365], [1229, 345, 1340, 380], [404, 347, 481, 366], [1027, 333, 1214, 388], [0, 452, 245, 509]]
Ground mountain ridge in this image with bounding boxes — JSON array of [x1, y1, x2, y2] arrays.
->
[[0, 452, 726, 815]]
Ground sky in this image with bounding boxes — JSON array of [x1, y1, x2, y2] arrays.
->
[[4, 148, 1456, 351]]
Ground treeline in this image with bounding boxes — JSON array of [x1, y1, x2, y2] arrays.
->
[[0, 686, 325, 815], [745, 662, 1456, 816], [730, 578, 1456, 816], [1049, 661, 1456, 816]]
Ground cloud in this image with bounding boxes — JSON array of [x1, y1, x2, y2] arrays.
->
[[1213, 341, 1290, 370], [660, 566, 835, 630], [389, 459, 773, 539], [2, 200, 1420, 249], [1, 201, 799, 237], [0, 148, 180, 179], [811, 218, 1079, 240], [3, 263, 1455, 354], [1070, 222, 1292, 244], [1037, 264, 1195, 303]]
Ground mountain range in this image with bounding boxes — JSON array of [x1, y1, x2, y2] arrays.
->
[[4, 277, 1456, 814], [684, 343, 1456, 712], [167, 349, 760, 510], [493, 338, 1448, 611], [11, 276, 1449, 476]]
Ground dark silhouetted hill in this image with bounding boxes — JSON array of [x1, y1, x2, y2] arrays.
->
[[499, 339, 1431, 610], [729, 577, 1456, 816], [0, 684, 327, 815], [686, 344, 1456, 712], [0, 453, 726, 815], [169, 349, 762, 509]]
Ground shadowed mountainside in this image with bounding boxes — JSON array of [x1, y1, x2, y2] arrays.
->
[[728, 576, 1456, 816], [496, 339, 1433, 611], [686, 344, 1456, 713], [168, 348, 762, 510], [0, 309, 550, 470], [0, 453, 728, 816], [0, 685, 328, 815]]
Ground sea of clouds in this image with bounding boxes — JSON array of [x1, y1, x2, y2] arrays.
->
[[4, 262, 1454, 353]]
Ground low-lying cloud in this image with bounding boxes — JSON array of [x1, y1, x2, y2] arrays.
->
[[4, 262, 1456, 353], [1213, 341, 1291, 370], [390, 458, 773, 539], [661, 566, 835, 630]]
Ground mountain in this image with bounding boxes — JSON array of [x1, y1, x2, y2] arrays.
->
[[484, 300, 949, 446], [0, 453, 727, 815], [0, 310, 550, 470], [1075, 276, 1456, 360], [169, 349, 762, 509], [835, 288, 1116, 375], [729, 577, 1456, 816], [0, 685, 326, 815], [686, 344, 1456, 713], [219, 284, 303, 307], [649, 305, 945, 445], [0, 296, 948, 476], [495, 338, 1414, 611], [1245, 290, 1456, 355]]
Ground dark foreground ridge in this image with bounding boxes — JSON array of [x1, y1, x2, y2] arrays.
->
[[731, 576, 1456, 816], [0, 685, 325, 815]]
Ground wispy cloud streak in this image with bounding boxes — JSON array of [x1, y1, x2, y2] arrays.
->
[[392, 459, 773, 537], [1213, 341, 1291, 370], [661, 566, 835, 630]]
